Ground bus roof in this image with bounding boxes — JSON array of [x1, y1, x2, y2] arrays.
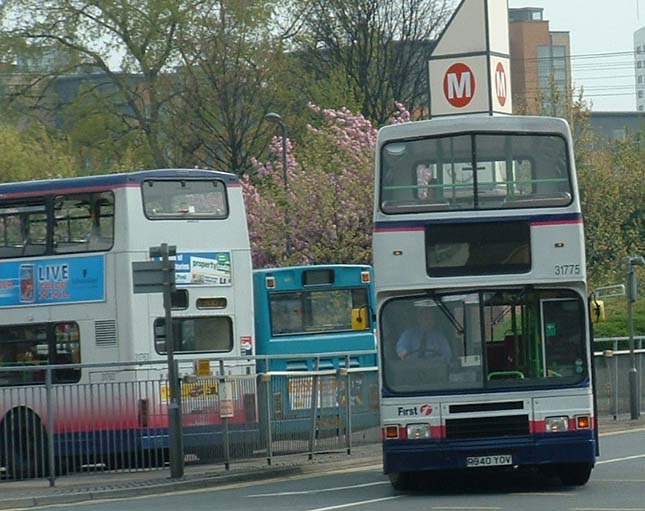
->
[[377, 115, 571, 143], [253, 264, 372, 276], [0, 168, 240, 199]]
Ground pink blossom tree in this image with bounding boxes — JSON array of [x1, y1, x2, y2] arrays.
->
[[243, 103, 411, 268]]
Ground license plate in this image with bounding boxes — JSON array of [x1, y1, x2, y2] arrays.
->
[[466, 454, 513, 468]]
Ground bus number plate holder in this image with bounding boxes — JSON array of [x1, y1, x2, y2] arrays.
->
[[466, 454, 512, 468]]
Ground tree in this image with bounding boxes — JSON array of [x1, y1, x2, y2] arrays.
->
[[243, 103, 410, 268], [291, 0, 453, 124], [0, 0, 202, 168], [515, 83, 643, 289], [0, 124, 76, 181], [59, 82, 152, 172], [579, 137, 645, 288], [167, 0, 285, 174]]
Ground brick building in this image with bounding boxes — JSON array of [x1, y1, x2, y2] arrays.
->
[[509, 7, 571, 114]]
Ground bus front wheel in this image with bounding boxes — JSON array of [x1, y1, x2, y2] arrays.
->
[[558, 463, 593, 486], [388, 471, 413, 491]]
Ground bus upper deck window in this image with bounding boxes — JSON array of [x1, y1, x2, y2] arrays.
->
[[143, 180, 229, 219]]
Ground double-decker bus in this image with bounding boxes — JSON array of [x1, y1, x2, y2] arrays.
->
[[374, 116, 597, 489], [253, 265, 378, 438], [0, 169, 255, 478]]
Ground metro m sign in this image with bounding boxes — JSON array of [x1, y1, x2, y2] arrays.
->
[[443, 63, 476, 108]]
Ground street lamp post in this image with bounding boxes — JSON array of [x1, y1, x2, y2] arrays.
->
[[626, 256, 644, 419], [265, 112, 291, 258]]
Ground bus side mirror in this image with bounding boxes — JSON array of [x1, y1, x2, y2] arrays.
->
[[591, 299, 606, 323], [352, 307, 369, 331]]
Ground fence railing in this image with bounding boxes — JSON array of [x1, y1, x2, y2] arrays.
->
[[0, 355, 380, 484], [593, 336, 645, 418], [1, 340, 643, 484]]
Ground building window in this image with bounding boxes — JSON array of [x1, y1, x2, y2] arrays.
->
[[639, 91, 643, 98], [639, 105, 644, 111], [639, 75, 644, 84], [638, 61, 643, 69], [638, 46, 643, 54]]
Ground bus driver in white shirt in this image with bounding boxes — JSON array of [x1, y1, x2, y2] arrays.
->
[[396, 307, 452, 364]]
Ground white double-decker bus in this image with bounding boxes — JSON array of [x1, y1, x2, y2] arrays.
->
[[0, 169, 255, 478], [373, 116, 597, 489]]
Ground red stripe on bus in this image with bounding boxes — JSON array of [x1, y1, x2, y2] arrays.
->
[[432, 425, 447, 439], [530, 219, 583, 227], [530, 417, 595, 433]]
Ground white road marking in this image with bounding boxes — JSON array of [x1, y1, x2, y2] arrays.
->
[[249, 480, 389, 497], [4, 465, 384, 511], [593, 479, 645, 482], [307, 496, 400, 511], [597, 454, 645, 465]]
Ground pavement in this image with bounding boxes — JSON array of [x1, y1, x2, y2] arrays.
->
[[1, 415, 644, 510]]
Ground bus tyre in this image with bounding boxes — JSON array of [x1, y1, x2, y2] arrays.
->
[[558, 463, 593, 486], [5, 410, 47, 479], [388, 471, 412, 491]]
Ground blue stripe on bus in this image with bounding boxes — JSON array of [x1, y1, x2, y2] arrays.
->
[[383, 430, 596, 473], [53, 423, 259, 458], [373, 212, 583, 233], [0, 169, 240, 199]]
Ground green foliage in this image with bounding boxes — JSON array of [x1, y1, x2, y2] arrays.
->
[[578, 140, 645, 288], [0, 0, 210, 168], [0, 124, 76, 181], [593, 294, 645, 340], [60, 85, 153, 172], [166, 0, 284, 174], [528, 86, 645, 292]]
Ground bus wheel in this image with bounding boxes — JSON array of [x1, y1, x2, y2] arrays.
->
[[388, 471, 412, 491], [5, 410, 47, 479], [558, 463, 593, 486]]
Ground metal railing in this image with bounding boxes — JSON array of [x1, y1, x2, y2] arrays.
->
[[593, 336, 645, 418], [2, 341, 643, 484], [0, 354, 380, 483]]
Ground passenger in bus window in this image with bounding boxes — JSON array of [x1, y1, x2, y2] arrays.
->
[[396, 308, 452, 364]]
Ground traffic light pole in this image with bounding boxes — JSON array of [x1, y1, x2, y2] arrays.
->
[[626, 256, 644, 420], [150, 243, 184, 478]]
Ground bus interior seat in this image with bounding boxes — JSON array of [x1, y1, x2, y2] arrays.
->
[[486, 342, 507, 372], [503, 334, 524, 366]]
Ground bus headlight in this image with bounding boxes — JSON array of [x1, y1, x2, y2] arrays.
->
[[406, 423, 431, 440], [545, 416, 569, 433]]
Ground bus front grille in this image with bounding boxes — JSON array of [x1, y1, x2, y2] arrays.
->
[[445, 414, 529, 439]]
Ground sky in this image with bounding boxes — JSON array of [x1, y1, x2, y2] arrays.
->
[[508, 0, 642, 111]]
